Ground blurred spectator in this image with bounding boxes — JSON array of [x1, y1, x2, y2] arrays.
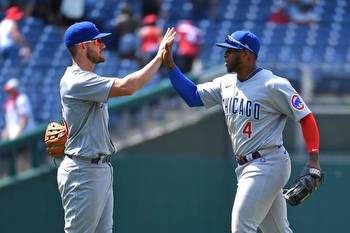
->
[[118, 33, 141, 63], [0, 5, 31, 62], [268, 4, 290, 24], [141, 0, 162, 17], [289, 0, 319, 25], [114, 3, 140, 53], [60, 0, 85, 27], [17, 0, 62, 25], [175, 20, 202, 73], [1, 78, 36, 141], [46, 0, 63, 25], [139, 14, 162, 64], [115, 3, 139, 38]]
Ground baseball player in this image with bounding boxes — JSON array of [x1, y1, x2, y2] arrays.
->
[[57, 21, 175, 233], [162, 30, 321, 232]]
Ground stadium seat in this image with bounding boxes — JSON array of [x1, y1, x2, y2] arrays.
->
[[1, 0, 350, 131]]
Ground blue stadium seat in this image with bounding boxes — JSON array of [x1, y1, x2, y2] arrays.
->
[[1, 0, 350, 127]]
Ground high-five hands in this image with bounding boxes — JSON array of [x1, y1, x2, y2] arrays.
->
[[157, 27, 176, 61], [162, 32, 176, 70]]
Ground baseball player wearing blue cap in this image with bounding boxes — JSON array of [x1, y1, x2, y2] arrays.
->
[[163, 30, 322, 232], [57, 21, 175, 233]]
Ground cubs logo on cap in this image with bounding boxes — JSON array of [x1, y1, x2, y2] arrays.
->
[[291, 94, 304, 110]]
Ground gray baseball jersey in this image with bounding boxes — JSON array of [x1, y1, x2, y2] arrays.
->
[[60, 65, 116, 157], [197, 68, 311, 156]]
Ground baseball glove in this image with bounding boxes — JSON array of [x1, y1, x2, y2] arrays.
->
[[283, 165, 323, 206], [44, 121, 67, 157]]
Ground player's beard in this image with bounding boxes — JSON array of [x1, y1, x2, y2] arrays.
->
[[227, 56, 242, 73], [87, 48, 105, 64]]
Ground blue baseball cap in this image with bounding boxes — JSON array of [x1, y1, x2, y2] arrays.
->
[[216, 31, 260, 57], [64, 21, 111, 47]]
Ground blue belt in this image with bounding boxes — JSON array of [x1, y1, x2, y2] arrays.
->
[[66, 154, 112, 164]]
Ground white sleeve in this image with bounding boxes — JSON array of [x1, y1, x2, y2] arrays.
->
[[197, 77, 222, 108], [267, 77, 311, 121], [70, 71, 114, 102]]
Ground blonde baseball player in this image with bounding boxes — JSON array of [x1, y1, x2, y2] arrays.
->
[[163, 30, 322, 232]]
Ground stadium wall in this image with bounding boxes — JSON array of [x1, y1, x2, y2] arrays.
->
[[0, 111, 348, 233]]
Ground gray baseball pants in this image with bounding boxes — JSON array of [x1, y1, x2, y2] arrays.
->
[[231, 146, 293, 233], [57, 156, 114, 233]]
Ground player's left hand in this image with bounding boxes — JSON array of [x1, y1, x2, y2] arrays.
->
[[44, 121, 68, 157], [283, 165, 324, 206]]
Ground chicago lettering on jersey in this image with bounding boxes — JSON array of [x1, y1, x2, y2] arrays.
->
[[222, 97, 260, 119]]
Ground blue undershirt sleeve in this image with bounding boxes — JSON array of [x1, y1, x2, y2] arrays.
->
[[168, 66, 204, 107]]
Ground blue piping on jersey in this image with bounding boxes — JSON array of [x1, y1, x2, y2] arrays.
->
[[238, 67, 263, 81], [168, 66, 204, 107], [249, 67, 263, 78]]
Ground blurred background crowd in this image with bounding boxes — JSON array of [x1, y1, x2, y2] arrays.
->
[[0, 2, 349, 232], [0, 0, 349, 142]]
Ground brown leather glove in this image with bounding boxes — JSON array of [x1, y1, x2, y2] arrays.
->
[[44, 121, 67, 157]]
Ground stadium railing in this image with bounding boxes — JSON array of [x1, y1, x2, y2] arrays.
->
[[0, 76, 197, 179], [1, 62, 349, 179]]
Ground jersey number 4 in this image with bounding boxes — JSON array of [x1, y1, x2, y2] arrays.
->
[[242, 121, 253, 139]]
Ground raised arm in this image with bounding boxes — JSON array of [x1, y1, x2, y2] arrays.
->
[[108, 27, 176, 97], [162, 39, 203, 107]]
